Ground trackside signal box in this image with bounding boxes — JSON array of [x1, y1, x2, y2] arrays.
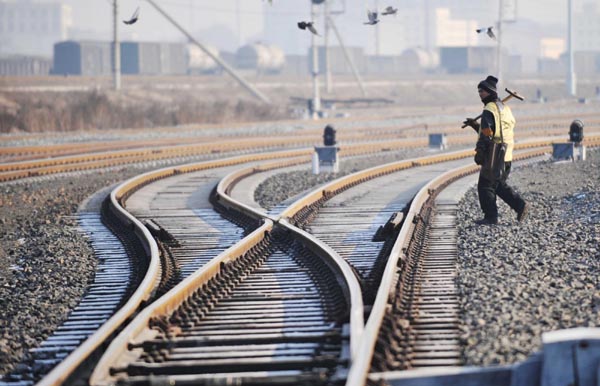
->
[[313, 125, 339, 174]]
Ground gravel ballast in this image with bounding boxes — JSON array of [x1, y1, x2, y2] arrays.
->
[[0, 147, 430, 376], [457, 148, 600, 366], [254, 148, 431, 210], [0, 143, 598, 377], [0, 173, 125, 375]]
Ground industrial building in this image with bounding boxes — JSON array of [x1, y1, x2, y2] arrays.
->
[[439, 46, 496, 74], [53, 41, 111, 76], [53, 41, 190, 76], [235, 43, 285, 74], [0, 56, 51, 76], [121, 42, 187, 75], [0, 0, 72, 58]]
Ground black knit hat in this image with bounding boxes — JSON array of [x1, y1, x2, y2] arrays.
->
[[478, 75, 498, 94]]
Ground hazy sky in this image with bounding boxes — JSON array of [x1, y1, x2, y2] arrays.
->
[[60, 0, 573, 36], [33, 0, 592, 54]]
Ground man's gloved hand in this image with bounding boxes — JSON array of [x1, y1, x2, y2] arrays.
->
[[474, 137, 490, 165], [462, 118, 480, 131]]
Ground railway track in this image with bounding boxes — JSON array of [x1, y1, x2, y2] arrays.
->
[[3, 127, 599, 385], [1, 111, 598, 182]]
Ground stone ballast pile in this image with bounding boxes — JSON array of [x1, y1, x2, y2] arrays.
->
[[456, 149, 600, 365]]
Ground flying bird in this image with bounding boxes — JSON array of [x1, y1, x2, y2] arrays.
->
[[476, 26, 496, 40], [123, 7, 140, 25], [381, 6, 397, 16], [364, 10, 379, 25], [298, 21, 320, 36]]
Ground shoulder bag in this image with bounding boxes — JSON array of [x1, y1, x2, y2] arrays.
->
[[481, 102, 507, 181]]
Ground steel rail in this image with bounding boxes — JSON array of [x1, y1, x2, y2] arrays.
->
[[215, 156, 310, 222], [3, 116, 596, 162], [35, 146, 372, 385], [279, 218, 365, 360], [35, 135, 600, 385], [273, 134, 600, 223], [89, 220, 274, 385], [3, 114, 596, 162], [344, 141, 600, 386], [0, 136, 435, 182], [0, 137, 317, 173], [36, 172, 163, 386], [34, 150, 310, 386], [217, 161, 366, 362], [2, 124, 598, 183], [216, 135, 600, 386]]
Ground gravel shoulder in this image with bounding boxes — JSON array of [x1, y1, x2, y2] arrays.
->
[[0, 138, 598, 376], [456, 148, 600, 366], [0, 173, 124, 375]]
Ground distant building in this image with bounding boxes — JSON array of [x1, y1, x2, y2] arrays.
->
[[575, 2, 600, 51], [236, 43, 285, 74], [434, 8, 479, 47], [121, 42, 187, 75], [440, 46, 496, 74], [187, 44, 220, 75], [0, 0, 72, 58], [53, 41, 111, 76], [0, 55, 51, 75], [540, 38, 565, 60], [573, 51, 600, 75], [52, 41, 188, 76]]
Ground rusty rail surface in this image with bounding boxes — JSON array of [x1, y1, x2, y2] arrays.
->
[[215, 135, 600, 386], [34, 134, 600, 385], [89, 220, 275, 385], [2, 112, 597, 182], [344, 141, 600, 386]]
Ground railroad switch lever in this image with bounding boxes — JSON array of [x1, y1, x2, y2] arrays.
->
[[462, 88, 525, 129]]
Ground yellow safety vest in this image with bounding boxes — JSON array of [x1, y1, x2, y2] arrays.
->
[[480, 101, 515, 162]]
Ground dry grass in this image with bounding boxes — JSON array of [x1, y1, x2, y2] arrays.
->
[[2, 73, 599, 134], [0, 90, 288, 133]]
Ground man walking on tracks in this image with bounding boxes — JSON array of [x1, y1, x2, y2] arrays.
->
[[462, 75, 528, 225]]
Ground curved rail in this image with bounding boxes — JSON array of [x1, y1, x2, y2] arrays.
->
[[79, 147, 374, 385], [89, 220, 274, 385], [36, 134, 600, 385], [36, 150, 309, 385], [215, 135, 600, 386], [216, 164, 366, 361], [345, 142, 600, 386], [36, 175, 162, 386]]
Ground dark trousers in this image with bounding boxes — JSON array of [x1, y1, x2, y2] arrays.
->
[[477, 162, 526, 220]]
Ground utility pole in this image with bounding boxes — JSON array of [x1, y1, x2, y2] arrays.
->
[[324, 0, 332, 93], [310, 1, 321, 119], [424, 0, 430, 51], [567, 0, 576, 96], [496, 0, 503, 80], [112, 0, 121, 90], [374, 0, 380, 56]]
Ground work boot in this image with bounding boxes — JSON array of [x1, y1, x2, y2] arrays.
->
[[474, 217, 498, 225], [517, 203, 529, 222]]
